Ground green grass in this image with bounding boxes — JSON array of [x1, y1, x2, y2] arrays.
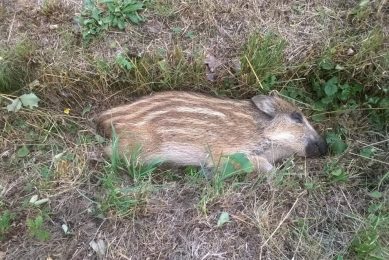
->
[[349, 201, 389, 259], [99, 132, 161, 217], [240, 32, 286, 91], [26, 214, 50, 241], [199, 153, 254, 213], [0, 210, 14, 240], [0, 41, 35, 92]]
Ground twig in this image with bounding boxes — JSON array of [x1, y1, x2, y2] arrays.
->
[[349, 152, 389, 166], [260, 191, 306, 260], [7, 13, 16, 43], [244, 55, 264, 90]]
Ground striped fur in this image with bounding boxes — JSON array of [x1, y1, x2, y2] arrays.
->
[[97, 91, 327, 172]]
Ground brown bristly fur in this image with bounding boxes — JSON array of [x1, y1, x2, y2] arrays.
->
[[97, 91, 327, 172]]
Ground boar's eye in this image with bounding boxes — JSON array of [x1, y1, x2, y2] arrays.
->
[[291, 112, 303, 123]]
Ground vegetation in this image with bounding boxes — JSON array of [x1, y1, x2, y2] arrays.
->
[[26, 214, 50, 241], [0, 41, 35, 92], [0, 210, 14, 240], [77, 0, 145, 43], [0, 0, 388, 259]]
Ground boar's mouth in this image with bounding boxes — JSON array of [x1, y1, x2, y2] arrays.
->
[[305, 137, 328, 157]]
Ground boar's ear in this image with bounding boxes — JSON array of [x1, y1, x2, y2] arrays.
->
[[251, 95, 277, 119]]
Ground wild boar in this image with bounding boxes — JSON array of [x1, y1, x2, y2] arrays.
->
[[97, 91, 327, 172]]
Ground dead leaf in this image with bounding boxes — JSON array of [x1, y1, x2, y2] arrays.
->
[[0, 251, 5, 260], [204, 54, 223, 82], [90, 239, 106, 257], [204, 54, 222, 73]]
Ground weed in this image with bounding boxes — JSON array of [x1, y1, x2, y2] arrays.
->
[[77, 0, 145, 43], [0, 210, 14, 240], [149, 0, 176, 18], [100, 171, 152, 216], [110, 47, 206, 91], [26, 214, 50, 241], [325, 130, 348, 155], [324, 162, 349, 183], [350, 201, 389, 259], [116, 53, 135, 71], [0, 41, 35, 92], [311, 76, 363, 112], [41, 0, 61, 16], [100, 132, 160, 216], [240, 33, 286, 91], [199, 153, 254, 213]]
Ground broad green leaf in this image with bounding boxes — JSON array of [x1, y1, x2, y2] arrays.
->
[[325, 132, 348, 155], [128, 14, 141, 24], [324, 77, 338, 96], [304, 182, 315, 190], [19, 93, 40, 109], [95, 134, 106, 144], [359, 0, 370, 7], [369, 191, 382, 199], [320, 95, 334, 104], [340, 87, 351, 101], [228, 153, 254, 173], [217, 212, 230, 227], [351, 83, 363, 94], [319, 58, 334, 70], [6, 98, 22, 112], [118, 20, 125, 30], [123, 3, 143, 13], [116, 54, 134, 70], [81, 104, 92, 116], [331, 168, 343, 177], [359, 147, 375, 158], [100, 0, 115, 3], [311, 113, 326, 122], [17, 145, 30, 158]]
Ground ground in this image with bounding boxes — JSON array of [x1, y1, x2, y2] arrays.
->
[[0, 0, 388, 259]]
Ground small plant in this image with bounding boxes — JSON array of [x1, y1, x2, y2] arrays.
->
[[115, 53, 135, 71], [0, 210, 14, 240], [26, 214, 50, 241], [211, 153, 254, 195], [311, 76, 363, 112], [350, 201, 389, 259], [325, 131, 348, 155], [240, 33, 286, 91], [77, 0, 145, 43], [199, 153, 254, 213], [324, 162, 348, 183], [100, 132, 160, 216], [329, 167, 348, 183], [100, 171, 151, 216], [4, 92, 40, 112], [0, 41, 35, 92]]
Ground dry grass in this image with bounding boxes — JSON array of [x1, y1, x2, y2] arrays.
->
[[0, 0, 388, 259]]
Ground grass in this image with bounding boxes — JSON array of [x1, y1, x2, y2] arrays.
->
[[0, 40, 35, 92], [0, 210, 14, 240], [26, 214, 50, 241], [0, 0, 388, 259], [240, 33, 286, 91]]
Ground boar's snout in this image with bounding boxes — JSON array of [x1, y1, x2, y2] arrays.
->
[[305, 137, 328, 157]]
